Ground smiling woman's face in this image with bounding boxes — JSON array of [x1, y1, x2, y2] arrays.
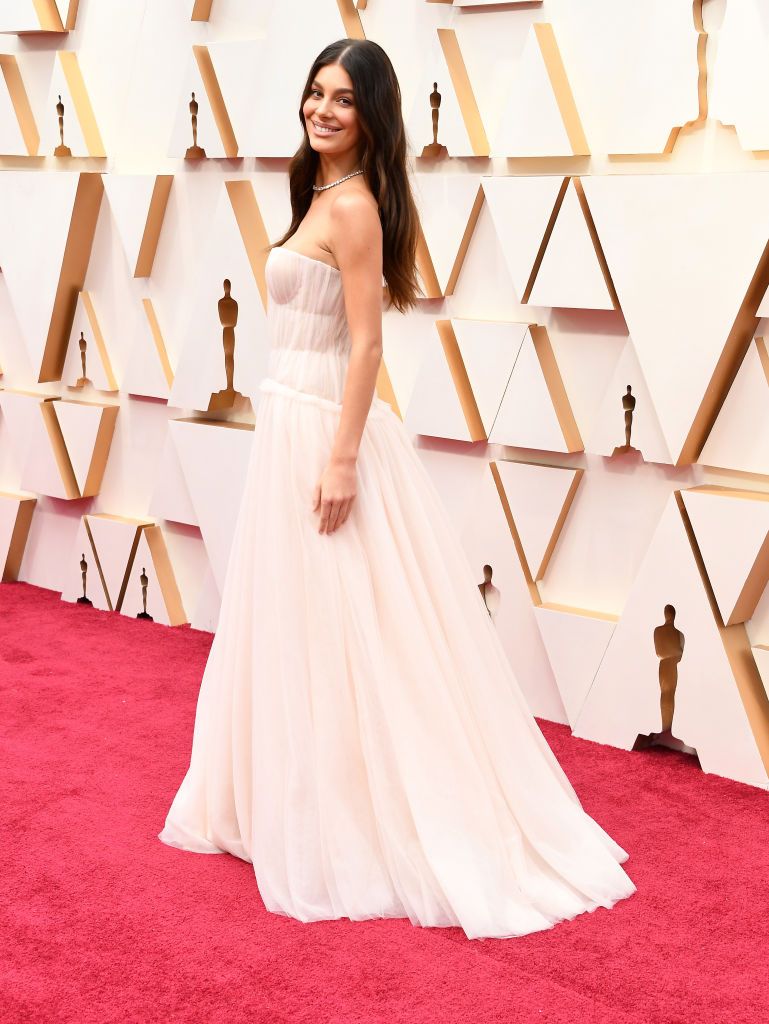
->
[[302, 62, 361, 158]]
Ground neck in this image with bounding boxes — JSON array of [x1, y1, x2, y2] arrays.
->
[[316, 153, 360, 186]]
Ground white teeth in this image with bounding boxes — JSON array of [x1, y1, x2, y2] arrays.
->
[[313, 122, 340, 134]]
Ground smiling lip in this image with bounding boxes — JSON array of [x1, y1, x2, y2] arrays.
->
[[311, 120, 341, 134]]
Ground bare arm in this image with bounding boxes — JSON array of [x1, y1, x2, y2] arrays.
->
[[329, 191, 384, 464], [311, 192, 383, 535]]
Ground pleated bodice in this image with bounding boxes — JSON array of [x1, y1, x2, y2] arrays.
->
[[265, 246, 351, 403]]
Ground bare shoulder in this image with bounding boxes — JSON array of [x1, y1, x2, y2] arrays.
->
[[329, 188, 381, 250], [330, 185, 379, 218]]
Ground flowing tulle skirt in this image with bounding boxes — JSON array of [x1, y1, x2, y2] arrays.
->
[[158, 377, 636, 940]]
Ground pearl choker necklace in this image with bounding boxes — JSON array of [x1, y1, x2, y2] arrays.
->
[[312, 168, 364, 192]]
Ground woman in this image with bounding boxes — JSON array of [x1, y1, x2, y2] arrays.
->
[[158, 37, 636, 940]]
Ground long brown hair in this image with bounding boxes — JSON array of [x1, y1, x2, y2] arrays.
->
[[271, 38, 422, 313]]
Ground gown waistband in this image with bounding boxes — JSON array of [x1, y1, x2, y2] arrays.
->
[[258, 376, 391, 422]]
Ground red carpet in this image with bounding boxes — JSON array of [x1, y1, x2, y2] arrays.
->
[[1, 581, 765, 1023]]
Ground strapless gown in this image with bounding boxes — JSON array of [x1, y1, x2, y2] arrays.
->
[[158, 244, 637, 940]]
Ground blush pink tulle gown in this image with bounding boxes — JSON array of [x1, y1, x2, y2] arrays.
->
[[158, 244, 637, 940]]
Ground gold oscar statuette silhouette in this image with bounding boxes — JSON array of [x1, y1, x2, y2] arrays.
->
[[54, 94, 72, 157], [71, 331, 93, 389], [635, 604, 696, 756], [478, 563, 501, 621], [208, 278, 251, 413], [76, 552, 93, 605], [136, 566, 153, 621], [185, 91, 207, 159], [421, 81, 449, 159], [654, 604, 684, 734], [612, 385, 641, 457]]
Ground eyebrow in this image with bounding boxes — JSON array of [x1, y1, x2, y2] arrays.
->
[[311, 80, 353, 95]]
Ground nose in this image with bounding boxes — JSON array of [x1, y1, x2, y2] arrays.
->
[[316, 96, 334, 118]]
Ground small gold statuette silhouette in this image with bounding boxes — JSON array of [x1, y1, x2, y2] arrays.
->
[[478, 563, 501, 621], [54, 93, 72, 157], [136, 566, 154, 621], [208, 278, 251, 413], [185, 91, 207, 159], [635, 604, 696, 756], [76, 552, 93, 605], [421, 81, 449, 159], [612, 385, 640, 456], [71, 331, 93, 389], [654, 604, 684, 735]]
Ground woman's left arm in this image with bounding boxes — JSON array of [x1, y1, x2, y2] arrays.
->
[[311, 191, 384, 535]]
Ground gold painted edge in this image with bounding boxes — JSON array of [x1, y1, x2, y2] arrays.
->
[[535, 467, 584, 579], [145, 524, 188, 625], [680, 232, 769, 465], [489, 459, 542, 605], [337, 0, 366, 39], [522, 176, 568, 305], [436, 318, 486, 441], [32, 0, 65, 31], [437, 27, 489, 157], [41, 172, 104, 383], [375, 358, 402, 420], [82, 405, 119, 496], [142, 298, 174, 389], [193, 45, 238, 159], [58, 51, 105, 157], [40, 398, 80, 498], [225, 179, 271, 310], [1, 495, 36, 582], [81, 291, 118, 391], [529, 324, 583, 451], [0, 55, 39, 155], [190, 0, 214, 21], [445, 184, 484, 296], [135, 175, 173, 278], [572, 176, 619, 309], [533, 24, 589, 156], [83, 513, 113, 610], [115, 524, 145, 612], [676, 489, 769, 778]]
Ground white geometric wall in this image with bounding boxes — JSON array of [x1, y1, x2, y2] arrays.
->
[[2, 0, 769, 791]]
